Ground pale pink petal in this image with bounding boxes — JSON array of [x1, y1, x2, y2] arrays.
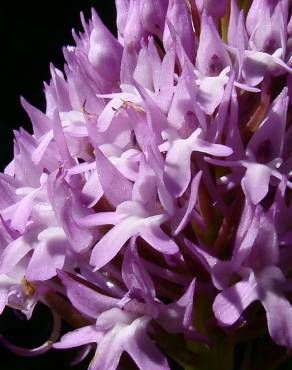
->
[[54, 325, 101, 349], [173, 171, 202, 235], [163, 137, 193, 197], [90, 218, 141, 270], [241, 163, 271, 204], [76, 212, 122, 227], [26, 236, 67, 281], [124, 317, 170, 370], [213, 281, 258, 326], [259, 267, 292, 349], [262, 291, 292, 349], [0, 289, 8, 314], [10, 189, 39, 233], [232, 205, 261, 268], [0, 236, 32, 274], [95, 146, 133, 208], [58, 271, 118, 318], [140, 225, 179, 254], [89, 329, 123, 370]]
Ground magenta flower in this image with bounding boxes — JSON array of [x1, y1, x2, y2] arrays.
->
[[1, 1, 292, 369]]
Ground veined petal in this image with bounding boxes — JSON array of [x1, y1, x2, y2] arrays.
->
[[247, 87, 289, 162], [81, 171, 103, 208], [89, 10, 122, 83], [132, 156, 156, 208], [148, 145, 175, 215], [20, 97, 51, 138]]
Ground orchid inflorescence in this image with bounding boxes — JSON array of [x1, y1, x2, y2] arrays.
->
[[1, 0, 292, 369]]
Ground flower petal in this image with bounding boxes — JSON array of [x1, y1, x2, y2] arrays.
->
[[95, 146, 133, 208], [259, 267, 292, 349], [0, 236, 32, 274], [262, 290, 292, 349], [140, 224, 179, 255], [90, 217, 141, 270], [213, 280, 258, 326], [173, 171, 202, 235], [54, 325, 101, 349], [241, 163, 271, 204], [124, 317, 170, 370], [26, 229, 67, 281]]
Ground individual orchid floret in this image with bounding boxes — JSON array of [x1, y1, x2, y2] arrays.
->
[[185, 202, 292, 349], [213, 207, 292, 349], [84, 199, 179, 271], [246, 87, 288, 164], [121, 238, 157, 315], [156, 278, 210, 344], [196, 12, 230, 77], [206, 87, 291, 204], [246, 0, 288, 55], [54, 270, 169, 369], [162, 127, 233, 197], [55, 308, 170, 370], [194, 11, 232, 114], [240, 0, 292, 85]]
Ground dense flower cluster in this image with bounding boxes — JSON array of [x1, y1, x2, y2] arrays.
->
[[1, 0, 292, 369]]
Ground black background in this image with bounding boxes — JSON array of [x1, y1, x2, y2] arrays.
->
[[0, 2, 116, 369]]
